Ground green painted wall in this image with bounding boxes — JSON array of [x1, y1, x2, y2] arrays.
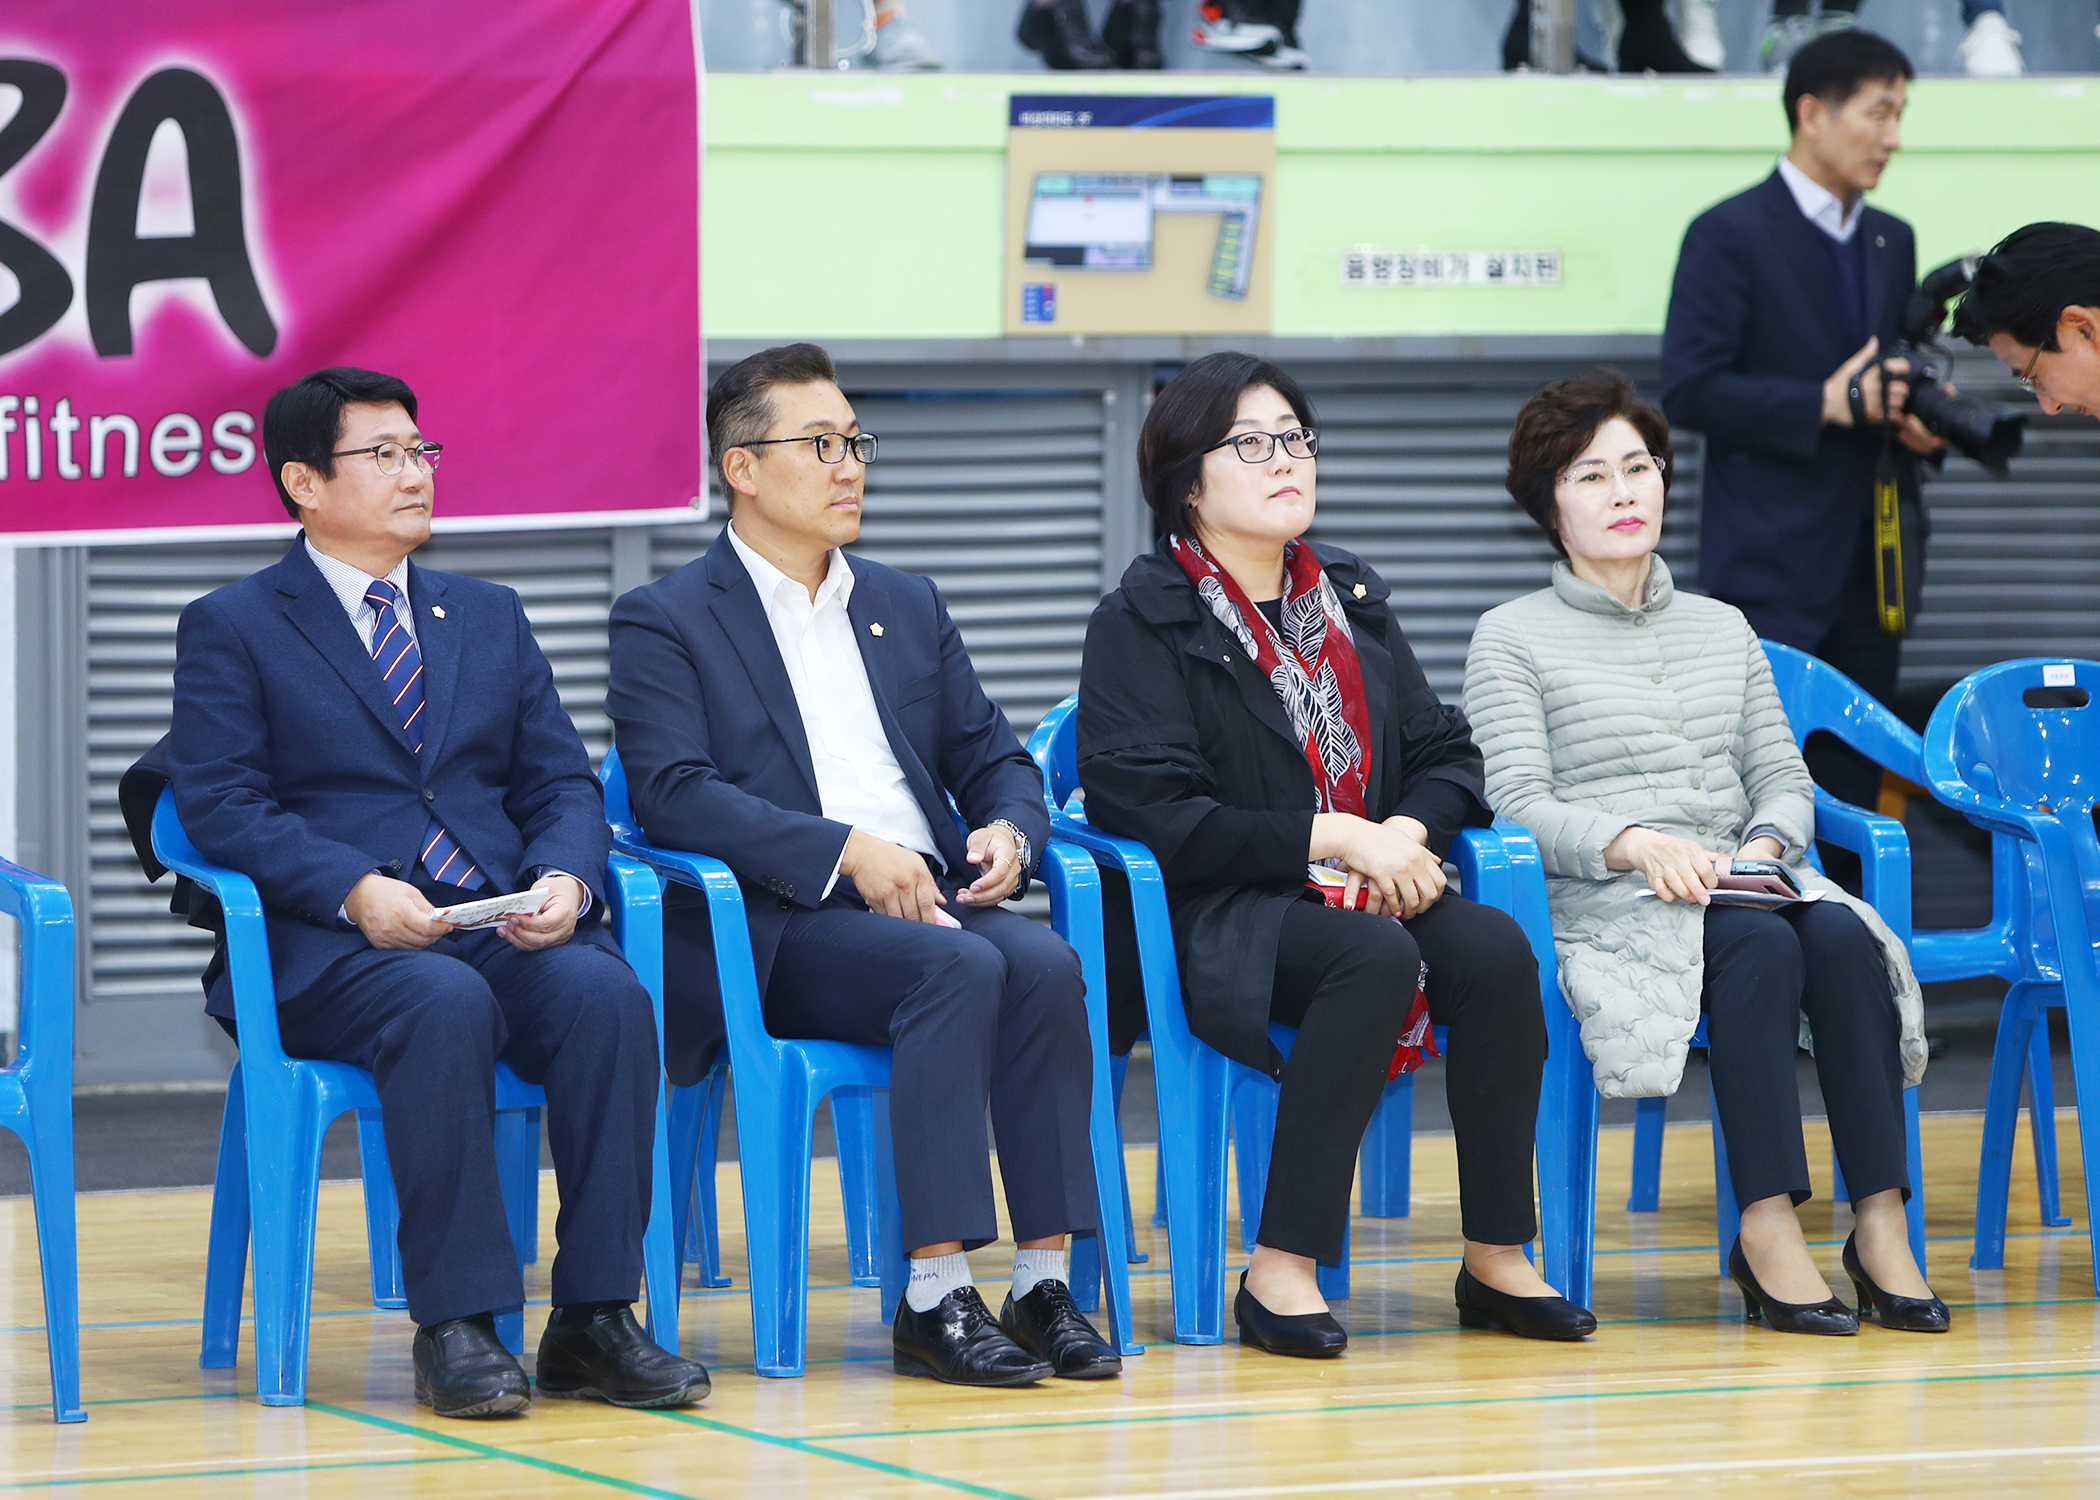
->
[[702, 73, 2100, 341]]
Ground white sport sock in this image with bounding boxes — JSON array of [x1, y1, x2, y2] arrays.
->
[[905, 1251, 972, 1313], [1011, 1246, 1067, 1301]]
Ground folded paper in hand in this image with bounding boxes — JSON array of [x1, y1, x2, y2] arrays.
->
[[433, 890, 548, 929]]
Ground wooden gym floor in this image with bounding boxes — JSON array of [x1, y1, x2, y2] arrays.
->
[[3, 1112, 2098, 1497]]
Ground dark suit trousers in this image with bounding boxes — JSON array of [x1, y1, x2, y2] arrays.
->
[[277, 918, 659, 1327], [762, 897, 1098, 1253], [1263, 894, 1546, 1262], [1701, 900, 1909, 1212]]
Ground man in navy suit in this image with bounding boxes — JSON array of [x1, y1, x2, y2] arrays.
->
[[607, 344, 1116, 1387], [164, 368, 707, 1417], [1661, 30, 1944, 812]]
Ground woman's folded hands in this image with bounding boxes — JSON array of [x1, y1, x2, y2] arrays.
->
[[1311, 812, 1446, 918]]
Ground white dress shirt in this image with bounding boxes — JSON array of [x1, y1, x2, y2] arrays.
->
[[303, 538, 588, 916], [725, 523, 942, 897], [1777, 154, 1862, 244]]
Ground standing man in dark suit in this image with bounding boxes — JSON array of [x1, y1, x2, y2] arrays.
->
[[1661, 30, 1944, 812], [164, 368, 708, 1418], [607, 343, 1117, 1387]]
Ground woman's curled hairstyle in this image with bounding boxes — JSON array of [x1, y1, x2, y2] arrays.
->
[[1138, 351, 1317, 539], [1505, 367, 1672, 558]]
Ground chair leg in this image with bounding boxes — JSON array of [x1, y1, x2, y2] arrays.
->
[[1359, 1074, 1414, 1218], [2027, 1009, 2071, 1227], [1972, 988, 2040, 1270], [693, 1067, 731, 1285], [1076, 1021, 1140, 1354], [1708, 1071, 1739, 1277], [493, 1110, 534, 1273], [640, 1077, 681, 1355], [355, 1109, 407, 1310], [1536, 1005, 1597, 1309], [246, 1077, 331, 1406], [22, 1074, 84, 1422], [872, 1089, 907, 1327], [1153, 1133, 1167, 1228], [1903, 1086, 1926, 1276], [201, 1071, 252, 1371], [1156, 1050, 1230, 1345], [1108, 1055, 1147, 1264], [2054, 974, 2100, 1293], [1627, 1096, 1665, 1213], [494, 1305, 525, 1355], [667, 1080, 703, 1280], [831, 1087, 883, 1289], [1830, 1148, 1849, 1206], [738, 1073, 820, 1377], [1230, 1077, 1277, 1254]]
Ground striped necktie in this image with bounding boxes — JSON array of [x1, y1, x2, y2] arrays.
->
[[365, 579, 485, 891]]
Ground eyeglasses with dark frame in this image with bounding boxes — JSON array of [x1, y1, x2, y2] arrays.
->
[[332, 440, 443, 476], [741, 432, 879, 465], [2015, 342, 2045, 395], [1206, 427, 1319, 464]]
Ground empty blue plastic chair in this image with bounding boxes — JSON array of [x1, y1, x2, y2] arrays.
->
[[150, 786, 681, 1404], [601, 748, 1140, 1375], [1029, 696, 1596, 1338], [1624, 642, 1928, 1274], [1924, 657, 2100, 1280], [0, 857, 84, 1423]]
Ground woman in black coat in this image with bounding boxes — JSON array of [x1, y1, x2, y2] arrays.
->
[[1077, 352, 1594, 1356]]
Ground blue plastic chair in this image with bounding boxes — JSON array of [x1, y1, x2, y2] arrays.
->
[[0, 858, 84, 1423], [149, 787, 681, 1404], [1028, 696, 1596, 1338], [1624, 642, 1928, 1274], [600, 748, 1139, 1376], [1924, 658, 2100, 1280]]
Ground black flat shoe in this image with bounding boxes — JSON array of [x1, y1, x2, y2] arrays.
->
[[1843, 1234, 1951, 1334], [536, 1302, 711, 1408], [1018, 0, 1116, 69], [1727, 1237, 1858, 1336], [1453, 1266, 1597, 1341], [1234, 1271, 1347, 1358], [413, 1313, 532, 1418], [895, 1286, 1053, 1386], [1000, 1280, 1122, 1379]]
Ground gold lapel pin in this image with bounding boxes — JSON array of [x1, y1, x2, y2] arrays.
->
[[1352, 584, 1367, 599], [431, 605, 446, 619], [870, 622, 884, 637]]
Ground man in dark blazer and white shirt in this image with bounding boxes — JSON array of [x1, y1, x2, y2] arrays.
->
[[162, 368, 707, 1418], [1661, 29, 1944, 811], [607, 343, 1117, 1387]]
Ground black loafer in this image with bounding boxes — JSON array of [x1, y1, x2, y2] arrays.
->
[[1453, 1266, 1597, 1341], [1000, 1280, 1122, 1379], [535, 1302, 711, 1408], [1233, 1270, 1347, 1358], [895, 1286, 1053, 1386], [1843, 1234, 1950, 1334], [413, 1313, 532, 1418], [1728, 1237, 1859, 1336]]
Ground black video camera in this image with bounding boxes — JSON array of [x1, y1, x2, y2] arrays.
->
[[1887, 257, 2026, 476]]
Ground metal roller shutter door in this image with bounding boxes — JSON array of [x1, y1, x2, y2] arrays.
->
[[84, 530, 619, 1008]]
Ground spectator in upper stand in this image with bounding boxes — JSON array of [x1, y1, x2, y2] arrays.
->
[[1503, 0, 1712, 74], [1765, 1, 2028, 77], [1018, 0, 1162, 69]]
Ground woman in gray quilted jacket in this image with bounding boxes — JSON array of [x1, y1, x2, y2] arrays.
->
[[1462, 368, 1946, 1336]]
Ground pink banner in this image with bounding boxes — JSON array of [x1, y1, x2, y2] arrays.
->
[[0, 0, 701, 540]]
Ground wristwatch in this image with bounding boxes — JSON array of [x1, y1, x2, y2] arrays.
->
[[989, 819, 1032, 884]]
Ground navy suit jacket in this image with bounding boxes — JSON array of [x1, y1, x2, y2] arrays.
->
[[1660, 171, 1922, 645], [606, 530, 1051, 1081], [161, 539, 612, 1018]]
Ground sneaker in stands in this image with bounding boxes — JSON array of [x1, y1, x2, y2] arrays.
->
[[1675, 0, 1725, 71], [1194, 3, 1303, 70], [866, 10, 944, 70], [1958, 11, 2024, 78]]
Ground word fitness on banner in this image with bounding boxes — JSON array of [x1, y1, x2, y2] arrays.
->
[[1339, 250, 1562, 289]]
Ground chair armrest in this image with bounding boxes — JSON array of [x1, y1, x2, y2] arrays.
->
[[608, 827, 771, 1058], [148, 788, 285, 1057], [1810, 788, 1914, 947], [0, 860, 72, 1084]]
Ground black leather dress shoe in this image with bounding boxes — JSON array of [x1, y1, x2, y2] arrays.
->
[[1000, 1280, 1122, 1379], [413, 1314, 532, 1418], [535, 1302, 711, 1408], [894, 1286, 1053, 1386], [1453, 1266, 1598, 1341], [1019, 0, 1117, 69], [1843, 1234, 1951, 1334], [1233, 1271, 1347, 1358], [1728, 1237, 1859, 1336]]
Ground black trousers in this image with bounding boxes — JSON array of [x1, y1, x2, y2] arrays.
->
[[277, 919, 658, 1327], [1701, 900, 1909, 1211], [764, 897, 1098, 1254], [1260, 894, 1547, 1263]]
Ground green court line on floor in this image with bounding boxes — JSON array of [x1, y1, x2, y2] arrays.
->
[[0, 1391, 240, 1414], [0, 1454, 478, 1491], [656, 1408, 1036, 1500], [816, 1362, 2100, 1443], [308, 1400, 708, 1500]]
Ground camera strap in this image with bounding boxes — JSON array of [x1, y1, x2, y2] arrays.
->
[[1869, 356, 1909, 634]]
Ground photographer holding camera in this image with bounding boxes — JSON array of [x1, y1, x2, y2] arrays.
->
[[1661, 30, 1941, 816], [1955, 222, 2100, 423]]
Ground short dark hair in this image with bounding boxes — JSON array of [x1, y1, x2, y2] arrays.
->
[[262, 367, 418, 519], [706, 342, 838, 500], [1506, 368, 1673, 559], [1783, 29, 1913, 134], [1138, 351, 1317, 540], [1953, 222, 2100, 351]]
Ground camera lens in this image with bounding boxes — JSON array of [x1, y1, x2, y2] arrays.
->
[[1906, 382, 2026, 477]]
